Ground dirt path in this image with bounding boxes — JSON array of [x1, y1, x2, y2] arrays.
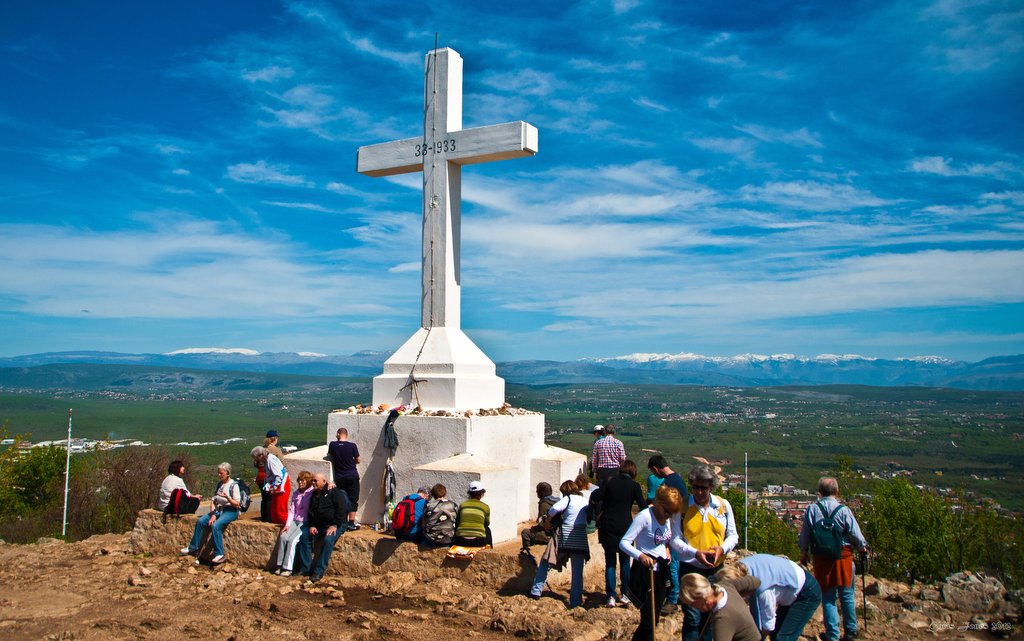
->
[[0, 534, 1010, 641]]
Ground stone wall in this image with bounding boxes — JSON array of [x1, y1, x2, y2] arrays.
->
[[130, 509, 604, 593]]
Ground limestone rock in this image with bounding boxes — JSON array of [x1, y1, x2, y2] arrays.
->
[[943, 571, 1006, 614], [369, 571, 417, 596], [897, 609, 932, 629]]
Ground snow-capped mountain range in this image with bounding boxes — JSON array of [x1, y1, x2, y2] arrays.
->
[[0, 349, 1021, 390]]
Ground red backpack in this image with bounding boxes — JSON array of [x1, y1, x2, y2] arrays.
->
[[391, 496, 419, 535], [165, 488, 200, 515]]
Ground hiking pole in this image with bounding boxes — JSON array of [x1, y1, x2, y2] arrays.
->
[[860, 549, 869, 631], [649, 563, 657, 641]]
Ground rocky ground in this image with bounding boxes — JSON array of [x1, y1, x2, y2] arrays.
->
[[0, 533, 1020, 641]]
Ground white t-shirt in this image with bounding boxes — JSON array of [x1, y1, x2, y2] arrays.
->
[[619, 506, 683, 560], [157, 474, 188, 511]]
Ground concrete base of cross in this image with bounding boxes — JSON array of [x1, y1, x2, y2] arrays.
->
[[281, 411, 586, 543], [372, 326, 505, 411]]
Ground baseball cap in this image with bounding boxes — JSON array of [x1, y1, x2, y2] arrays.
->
[[468, 481, 485, 492]]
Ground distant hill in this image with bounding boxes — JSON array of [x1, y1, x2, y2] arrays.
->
[[1, 349, 1022, 390], [0, 362, 367, 394]]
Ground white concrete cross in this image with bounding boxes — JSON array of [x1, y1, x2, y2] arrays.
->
[[356, 48, 538, 330]]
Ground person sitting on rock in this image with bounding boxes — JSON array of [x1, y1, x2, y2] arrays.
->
[[299, 473, 350, 582], [393, 486, 430, 542], [158, 459, 201, 513], [272, 470, 313, 577], [421, 483, 459, 547], [520, 482, 558, 556], [452, 481, 492, 548], [179, 462, 240, 564]]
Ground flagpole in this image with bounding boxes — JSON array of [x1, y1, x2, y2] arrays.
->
[[744, 450, 748, 550], [62, 408, 72, 537]]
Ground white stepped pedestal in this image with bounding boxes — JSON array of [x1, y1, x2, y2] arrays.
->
[[310, 411, 585, 543], [372, 327, 505, 411]]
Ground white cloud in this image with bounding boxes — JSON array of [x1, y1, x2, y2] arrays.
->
[[242, 65, 294, 83], [261, 201, 336, 212], [157, 144, 187, 155], [508, 250, 1024, 330], [613, 0, 641, 15], [0, 220, 400, 320], [735, 124, 823, 148], [632, 96, 670, 112], [740, 181, 893, 211], [908, 155, 1022, 179], [690, 136, 756, 160], [226, 160, 313, 187], [982, 191, 1024, 206], [482, 68, 558, 96], [909, 156, 955, 175]]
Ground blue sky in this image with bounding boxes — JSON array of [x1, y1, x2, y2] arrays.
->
[[1, 0, 1022, 362]]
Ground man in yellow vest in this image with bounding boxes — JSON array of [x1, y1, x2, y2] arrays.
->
[[673, 464, 738, 641]]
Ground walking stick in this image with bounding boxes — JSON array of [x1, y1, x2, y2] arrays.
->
[[649, 563, 657, 641], [860, 549, 869, 631]]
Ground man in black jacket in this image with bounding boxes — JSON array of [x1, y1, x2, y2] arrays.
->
[[299, 473, 350, 581]]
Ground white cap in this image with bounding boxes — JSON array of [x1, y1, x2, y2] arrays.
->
[[468, 480, 485, 492], [593, 424, 605, 432]]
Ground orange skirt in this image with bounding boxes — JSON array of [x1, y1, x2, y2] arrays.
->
[[813, 547, 853, 591]]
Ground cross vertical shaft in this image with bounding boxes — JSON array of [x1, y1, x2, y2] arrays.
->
[[422, 49, 462, 329]]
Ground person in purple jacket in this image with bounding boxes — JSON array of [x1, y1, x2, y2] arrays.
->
[[272, 470, 313, 576]]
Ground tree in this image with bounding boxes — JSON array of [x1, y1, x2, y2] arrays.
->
[[860, 478, 952, 585], [723, 487, 800, 559]]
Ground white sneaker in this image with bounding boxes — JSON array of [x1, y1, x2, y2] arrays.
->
[[280, 570, 291, 577], [606, 596, 617, 608], [179, 547, 193, 556], [211, 554, 226, 564], [618, 595, 631, 606]]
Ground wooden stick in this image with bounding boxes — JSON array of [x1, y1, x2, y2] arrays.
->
[[649, 563, 657, 641]]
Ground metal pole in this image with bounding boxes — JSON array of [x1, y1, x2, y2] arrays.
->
[[744, 451, 748, 550], [62, 408, 72, 537]]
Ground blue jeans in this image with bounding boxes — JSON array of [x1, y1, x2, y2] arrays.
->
[[822, 564, 857, 640], [300, 526, 342, 578], [682, 563, 715, 641], [530, 553, 586, 608], [666, 554, 680, 603], [603, 542, 631, 598], [188, 509, 238, 557], [769, 570, 822, 641]]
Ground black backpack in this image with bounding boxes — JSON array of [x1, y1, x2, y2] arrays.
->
[[232, 478, 253, 513], [810, 501, 846, 559]]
